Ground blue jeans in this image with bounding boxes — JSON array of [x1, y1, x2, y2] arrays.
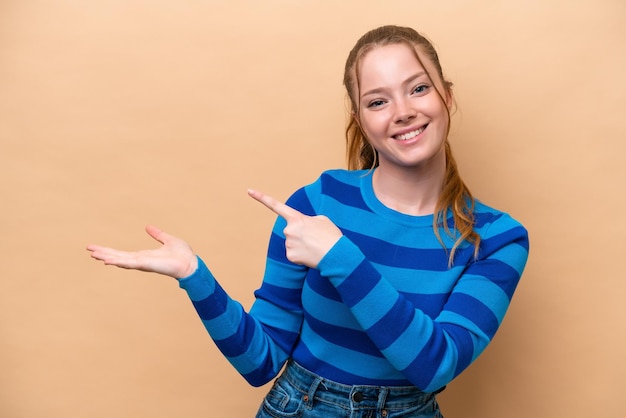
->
[[256, 361, 444, 418]]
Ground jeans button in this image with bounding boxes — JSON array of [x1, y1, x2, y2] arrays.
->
[[351, 391, 364, 402]]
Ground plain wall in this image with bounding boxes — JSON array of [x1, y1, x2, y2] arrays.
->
[[1, 1, 625, 417]]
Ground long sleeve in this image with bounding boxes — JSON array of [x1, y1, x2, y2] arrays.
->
[[178, 218, 308, 386], [317, 212, 529, 392]]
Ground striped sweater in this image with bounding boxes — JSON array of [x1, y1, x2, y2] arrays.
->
[[179, 169, 529, 393]]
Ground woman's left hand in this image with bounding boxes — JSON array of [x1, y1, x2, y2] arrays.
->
[[248, 189, 343, 268]]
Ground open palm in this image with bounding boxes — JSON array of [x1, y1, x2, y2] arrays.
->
[[87, 225, 198, 279]]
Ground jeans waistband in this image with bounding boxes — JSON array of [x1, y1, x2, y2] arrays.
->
[[281, 360, 440, 411]]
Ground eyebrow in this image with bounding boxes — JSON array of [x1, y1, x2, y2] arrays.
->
[[360, 71, 428, 98]]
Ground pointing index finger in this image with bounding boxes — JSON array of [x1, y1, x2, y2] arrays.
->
[[248, 189, 301, 220]]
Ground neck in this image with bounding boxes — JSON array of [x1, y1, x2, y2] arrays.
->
[[372, 159, 445, 216]]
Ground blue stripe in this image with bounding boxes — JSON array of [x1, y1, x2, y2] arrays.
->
[[241, 360, 277, 387], [260, 324, 300, 355], [303, 282, 359, 329], [445, 324, 475, 377], [344, 230, 466, 271], [304, 314, 382, 357], [293, 343, 410, 386], [286, 187, 316, 216], [473, 211, 501, 228], [267, 232, 289, 264], [254, 283, 302, 312], [192, 286, 228, 320], [400, 292, 447, 319], [367, 297, 415, 350], [466, 259, 521, 299], [481, 226, 529, 254], [438, 208, 500, 231], [447, 293, 500, 339], [214, 315, 258, 357], [320, 172, 371, 211], [336, 260, 381, 307], [305, 269, 343, 302], [405, 328, 447, 389]]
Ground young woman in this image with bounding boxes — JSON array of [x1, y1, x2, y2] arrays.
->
[[88, 25, 529, 417]]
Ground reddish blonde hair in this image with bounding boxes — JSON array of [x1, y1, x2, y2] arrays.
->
[[343, 25, 480, 265]]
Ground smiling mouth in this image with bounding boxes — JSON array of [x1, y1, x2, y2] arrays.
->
[[393, 125, 427, 141]]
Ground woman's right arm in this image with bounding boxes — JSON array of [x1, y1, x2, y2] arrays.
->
[[87, 221, 308, 387], [177, 219, 308, 386]]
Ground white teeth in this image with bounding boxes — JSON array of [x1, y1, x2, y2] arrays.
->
[[395, 127, 425, 141]]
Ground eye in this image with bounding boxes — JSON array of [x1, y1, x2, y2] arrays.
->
[[411, 84, 430, 95], [367, 99, 386, 109]]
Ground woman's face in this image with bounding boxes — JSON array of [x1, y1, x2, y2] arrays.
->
[[356, 43, 451, 175]]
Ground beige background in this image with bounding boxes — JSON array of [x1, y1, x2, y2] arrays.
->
[[1, 1, 624, 417]]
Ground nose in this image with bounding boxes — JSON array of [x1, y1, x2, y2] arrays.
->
[[393, 98, 417, 124]]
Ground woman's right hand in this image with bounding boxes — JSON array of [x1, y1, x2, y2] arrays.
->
[[87, 225, 198, 279]]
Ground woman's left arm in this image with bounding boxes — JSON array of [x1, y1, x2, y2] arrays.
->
[[249, 189, 529, 392], [318, 218, 529, 392]]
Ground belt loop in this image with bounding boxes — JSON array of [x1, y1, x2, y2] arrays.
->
[[377, 387, 389, 414], [303, 376, 323, 407]]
